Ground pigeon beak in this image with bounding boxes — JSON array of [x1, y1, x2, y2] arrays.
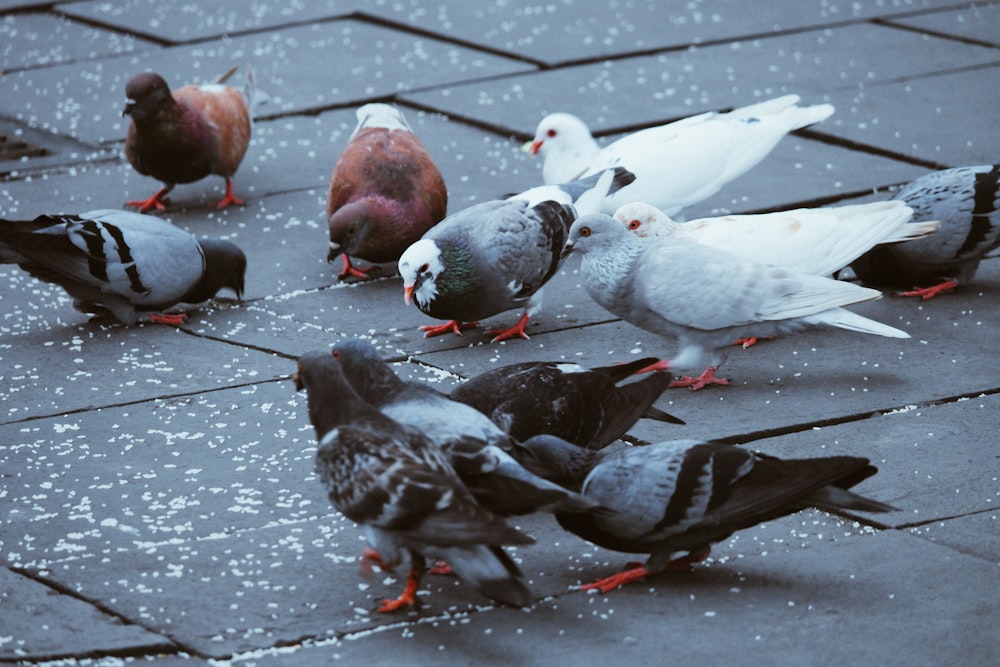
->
[[560, 241, 575, 260], [327, 240, 342, 263], [122, 100, 136, 117], [403, 283, 415, 305], [525, 140, 543, 156]]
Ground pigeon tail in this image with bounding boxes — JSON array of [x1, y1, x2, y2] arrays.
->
[[802, 307, 910, 339], [435, 544, 533, 608]]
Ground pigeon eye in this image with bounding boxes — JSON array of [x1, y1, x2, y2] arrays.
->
[[418, 263, 429, 273], [579, 227, 591, 237], [627, 220, 641, 230], [331, 350, 340, 359], [546, 128, 557, 138]]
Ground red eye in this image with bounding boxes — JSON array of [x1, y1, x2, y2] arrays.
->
[[579, 227, 591, 237], [546, 128, 557, 138], [628, 219, 641, 230], [331, 350, 340, 359]]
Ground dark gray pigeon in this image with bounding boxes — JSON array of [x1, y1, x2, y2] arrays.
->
[[515, 435, 897, 593], [397, 167, 634, 342], [449, 357, 684, 450], [562, 213, 909, 389], [850, 164, 1000, 299], [0, 209, 245, 325], [328, 338, 602, 517], [294, 350, 534, 612]]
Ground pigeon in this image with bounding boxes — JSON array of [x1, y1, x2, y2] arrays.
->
[[850, 164, 1000, 299], [123, 66, 254, 213], [449, 357, 685, 450], [562, 213, 910, 389], [613, 200, 940, 277], [527, 94, 834, 216], [398, 167, 633, 342], [0, 209, 246, 325], [328, 338, 602, 517], [294, 350, 534, 612], [515, 435, 897, 593], [326, 103, 448, 279]]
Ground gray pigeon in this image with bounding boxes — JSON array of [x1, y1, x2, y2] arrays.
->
[[850, 164, 1000, 299], [294, 350, 534, 612], [328, 338, 602, 517], [562, 213, 909, 389], [449, 357, 684, 450], [397, 167, 634, 342], [515, 435, 897, 593], [0, 209, 245, 325]]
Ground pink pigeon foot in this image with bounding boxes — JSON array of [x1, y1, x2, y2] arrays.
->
[[487, 311, 531, 343], [337, 254, 375, 280], [147, 312, 188, 325], [670, 366, 730, 390]]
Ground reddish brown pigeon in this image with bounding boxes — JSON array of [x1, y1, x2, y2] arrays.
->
[[123, 66, 254, 213], [326, 103, 447, 279]]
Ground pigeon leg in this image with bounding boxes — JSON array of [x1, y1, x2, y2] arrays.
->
[[733, 336, 773, 349], [579, 546, 711, 594], [126, 184, 174, 213], [427, 560, 454, 576], [377, 553, 425, 613], [419, 320, 479, 338], [897, 279, 957, 300], [670, 366, 730, 390], [487, 311, 531, 343], [337, 254, 375, 280], [213, 178, 244, 209], [147, 312, 188, 325], [359, 547, 396, 575]]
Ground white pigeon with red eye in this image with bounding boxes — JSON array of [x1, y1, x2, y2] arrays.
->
[[528, 94, 834, 216], [614, 200, 940, 277]]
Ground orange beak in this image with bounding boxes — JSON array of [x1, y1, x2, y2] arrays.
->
[[404, 283, 414, 305]]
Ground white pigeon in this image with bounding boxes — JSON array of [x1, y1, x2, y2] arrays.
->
[[528, 94, 835, 216], [562, 213, 910, 389], [613, 200, 940, 277]]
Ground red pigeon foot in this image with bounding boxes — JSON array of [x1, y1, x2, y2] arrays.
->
[[377, 565, 422, 613], [419, 320, 479, 338], [126, 186, 172, 213], [359, 547, 395, 575], [896, 279, 958, 300], [733, 336, 774, 349], [580, 547, 711, 594], [213, 178, 244, 210], [148, 312, 188, 325], [337, 254, 375, 280], [669, 366, 730, 390], [427, 561, 454, 576], [487, 312, 531, 343]]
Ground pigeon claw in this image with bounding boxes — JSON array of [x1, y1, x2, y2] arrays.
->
[[669, 366, 730, 391], [419, 320, 479, 338], [337, 254, 375, 280], [896, 279, 958, 300], [426, 560, 454, 576], [213, 179, 244, 210], [376, 566, 422, 613], [487, 312, 531, 343], [578, 565, 650, 594], [147, 312, 188, 325], [126, 187, 171, 213]]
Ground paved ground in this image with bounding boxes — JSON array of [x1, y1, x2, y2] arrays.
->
[[1, 1, 999, 665]]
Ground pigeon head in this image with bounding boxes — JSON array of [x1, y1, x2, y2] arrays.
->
[[514, 434, 600, 490], [192, 238, 247, 302], [529, 112, 593, 157], [330, 338, 404, 401], [123, 72, 173, 122], [563, 213, 638, 259], [293, 350, 368, 440], [613, 202, 672, 238], [398, 238, 444, 308]]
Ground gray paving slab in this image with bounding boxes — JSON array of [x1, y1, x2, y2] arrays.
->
[[0, 566, 174, 660], [0, 11, 154, 73], [0, 19, 533, 145], [886, 2, 1000, 46], [908, 510, 1000, 564], [210, 532, 1000, 666], [402, 22, 1000, 136]]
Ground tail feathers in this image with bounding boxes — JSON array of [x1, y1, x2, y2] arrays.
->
[[803, 307, 910, 339], [778, 101, 836, 130], [241, 65, 256, 114], [435, 544, 533, 608], [881, 219, 941, 244], [642, 404, 686, 426], [726, 94, 802, 119], [805, 484, 899, 514]]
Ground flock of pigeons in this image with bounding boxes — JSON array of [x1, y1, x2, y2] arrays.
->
[[2, 66, 999, 612]]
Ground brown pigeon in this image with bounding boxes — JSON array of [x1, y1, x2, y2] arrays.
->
[[123, 66, 254, 213], [326, 103, 447, 279]]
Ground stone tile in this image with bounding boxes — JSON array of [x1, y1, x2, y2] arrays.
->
[[0, 12, 154, 73], [817, 65, 1000, 166], [886, 3, 1000, 47], [0, 566, 174, 660], [908, 510, 1000, 564], [403, 23, 999, 136], [0, 20, 534, 145]]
